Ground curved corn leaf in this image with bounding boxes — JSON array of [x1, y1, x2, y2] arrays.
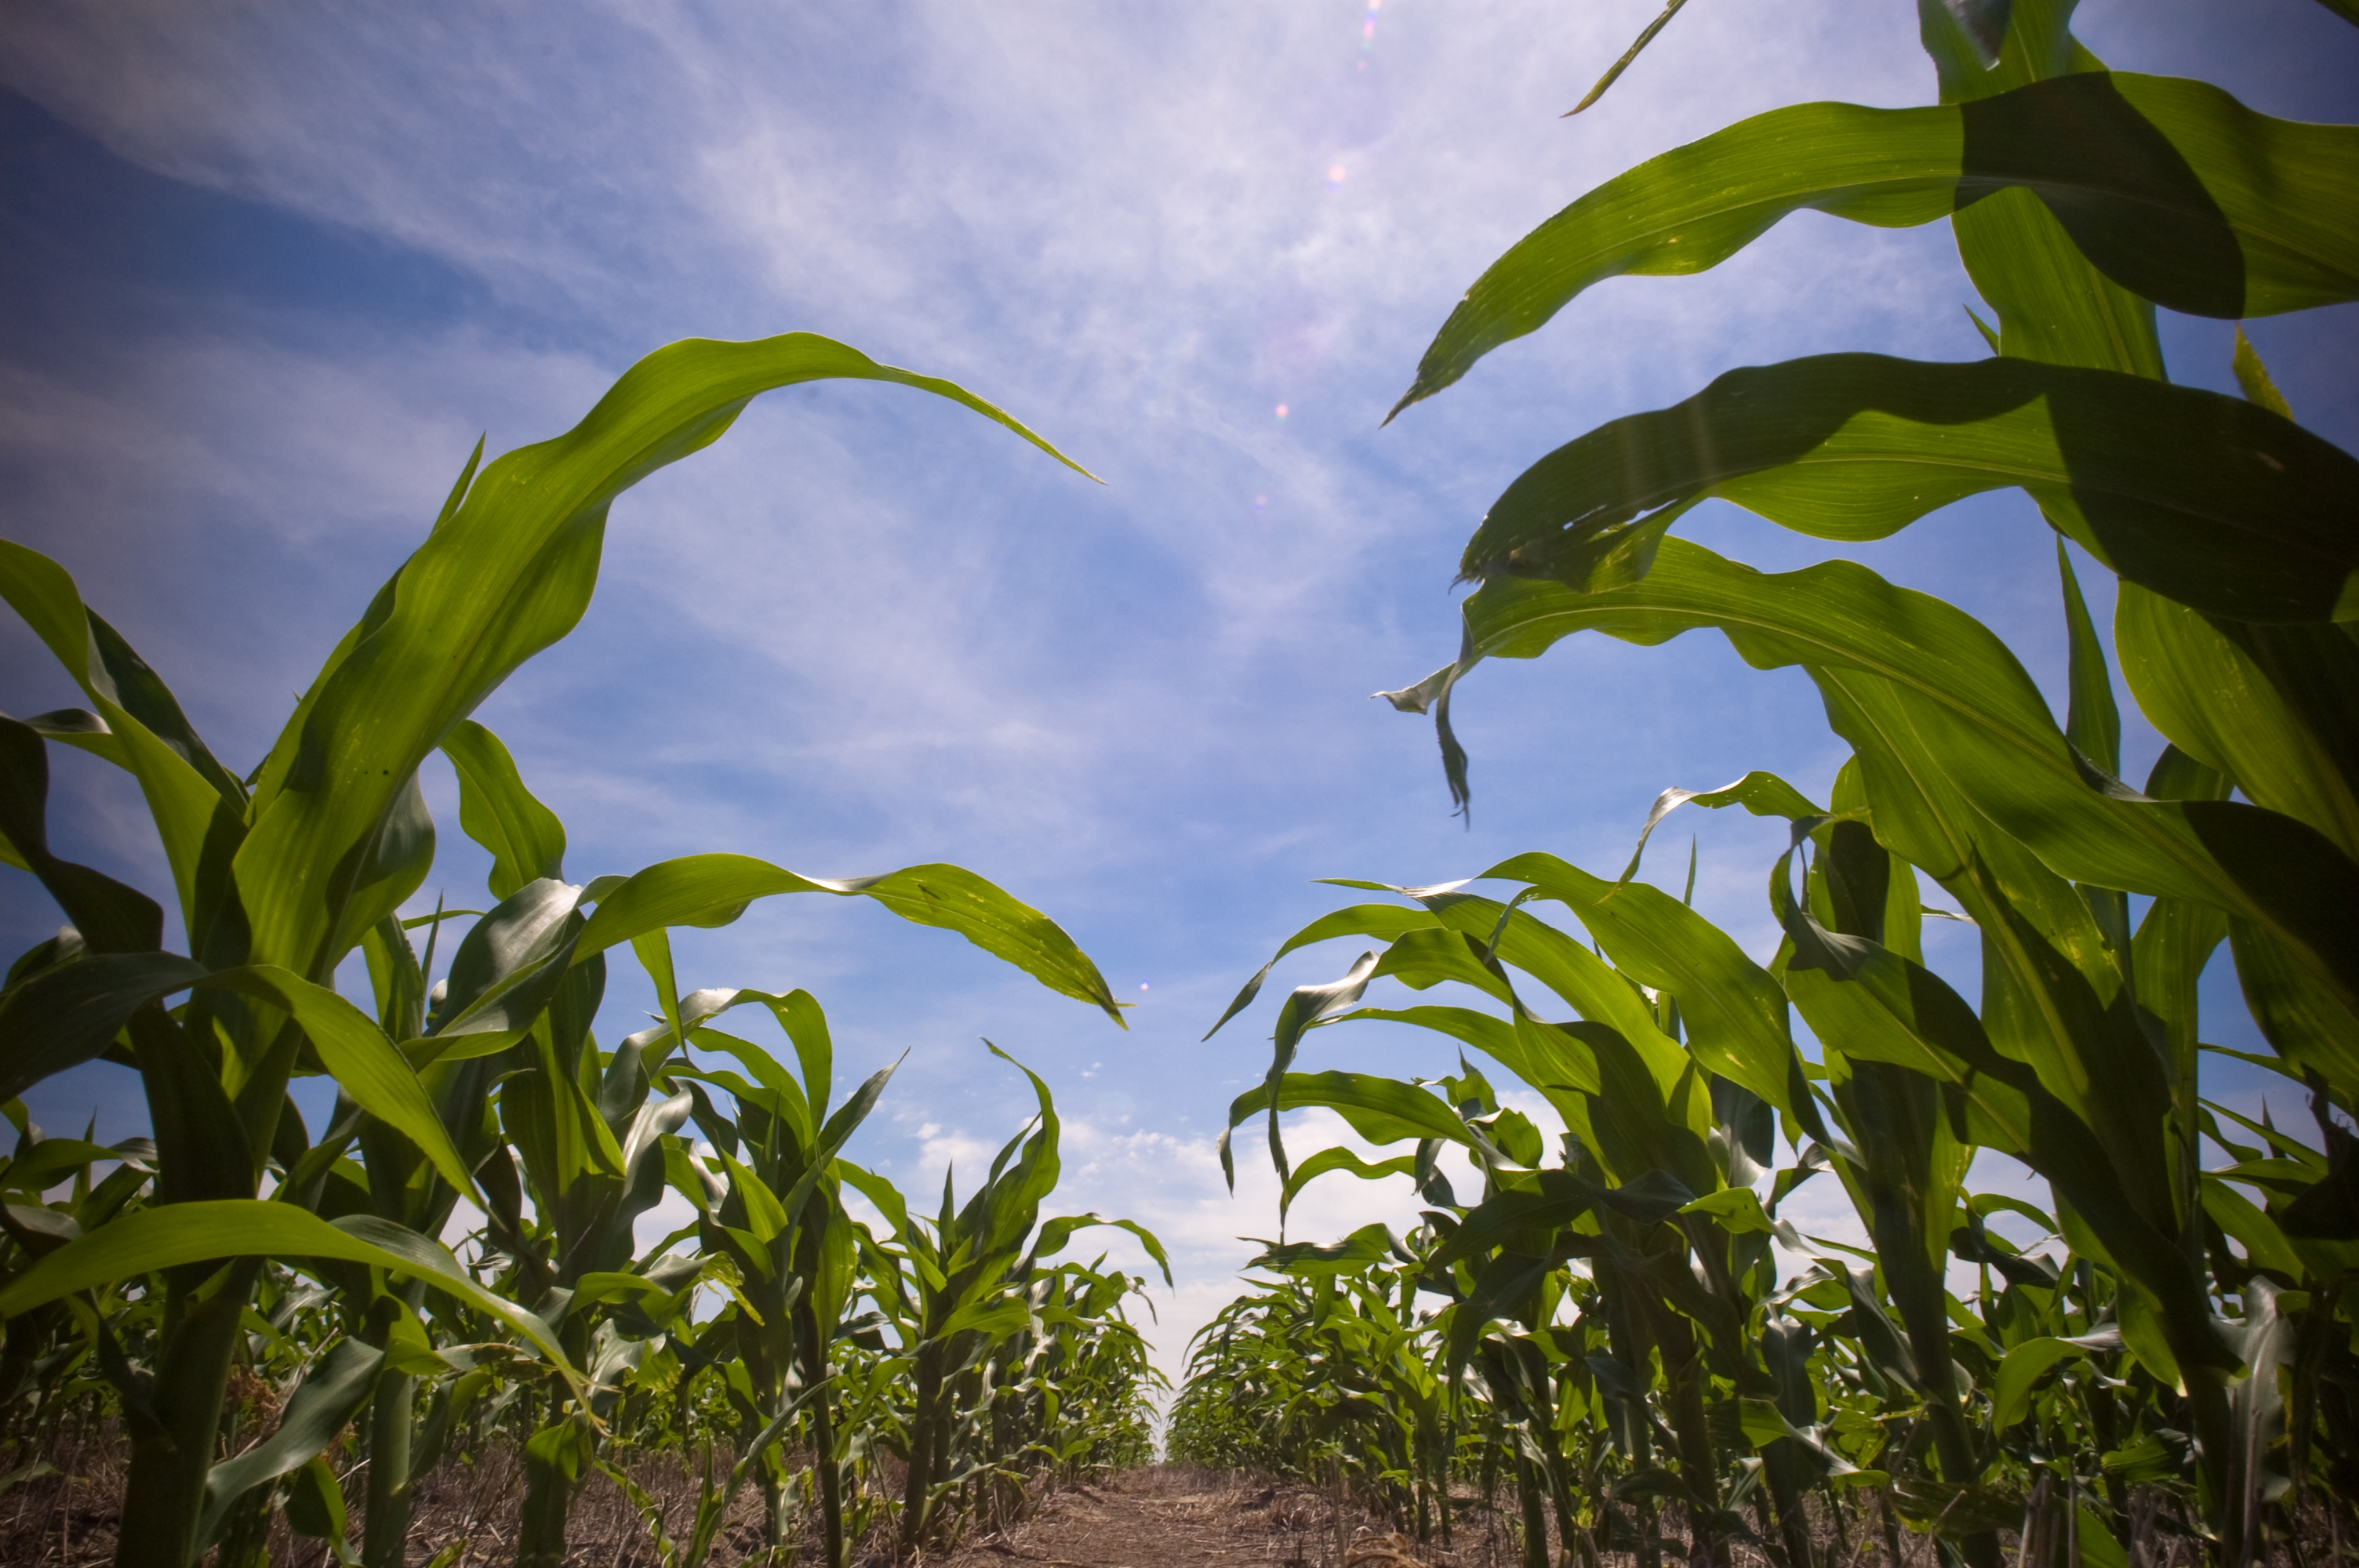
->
[[1394, 72, 2359, 414], [191, 965, 481, 1202], [232, 333, 1093, 985], [2116, 586, 2359, 856], [575, 855, 1123, 1025], [1456, 354, 2359, 626], [1226, 1070, 1478, 1152], [196, 1338, 386, 1551], [1990, 1334, 2110, 1429], [442, 720, 567, 902], [1321, 882, 1685, 1082], [1032, 1214, 1173, 1287], [0, 1202, 580, 1391], [1274, 1149, 1419, 1226], [1202, 904, 1441, 1042], [1476, 852, 1819, 1133], [0, 952, 209, 1103], [0, 717, 166, 955], [1440, 539, 2359, 1021], [0, 546, 247, 948], [1618, 771, 1826, 884]]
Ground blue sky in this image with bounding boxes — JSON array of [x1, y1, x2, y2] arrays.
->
[[4, 0, 2356, 1387]]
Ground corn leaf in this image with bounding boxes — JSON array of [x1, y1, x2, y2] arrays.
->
[[1394, 72, 2359, 414], [1455, 354, 2359, 626], [232, 333, 1092, 985]]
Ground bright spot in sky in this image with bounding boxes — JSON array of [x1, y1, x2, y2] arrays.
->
[[1274, 403, 1289, 419], [1140, 982, 1150, 991], [1329, 165, 1347, 183], [1253, 495, 1267, 512]]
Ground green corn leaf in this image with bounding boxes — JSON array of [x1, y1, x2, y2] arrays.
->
[[2055, 542, 2121, 777], [2225, 916, 2359, 1099], [1229, 1070, 1479, 1152], [1794, 703, 2237, 1382], [1812, 669, 2174, 1162], [1455, 354, 2359, 626], [2199, 1174, 2306, 1279], [0, 1203, 580, 1392], [0, 546, 249, 949], [195, 1338, 385, 1552], [411, 878, 586, 1061], [281, 1457, 351, 1557], [1, 710, 125, 775], [0, 718, 166, 955], [231, 333, 1092, 987], [573, 855, 1123, 1025], [1224, 951, 1381, 1190], [714, 1147, 791, 1244], [1273, 1149, 1419, 1226], [1245, 1221, 1400, 1277], [0, 952, 209, 1103], [1616, 771, 1826, 885], [1478, 852, 1818, 1132], [1957, 187, 2165, 376], [1440, 539, 2359, 1026], [1322, 883, 1685, 1086], [1032, 1214, 1173, 1287], [1202, 904, 1442, 1042], [1393, 72, 2359, 414], [192, 965, 480, 1202], [1990, 1334, 2109, 1431], [2115, 586, 2359, 858], [442, 720, 567, 902]]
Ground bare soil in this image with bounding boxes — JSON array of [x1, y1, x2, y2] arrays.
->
[[932, 1468, 1474, 1568]]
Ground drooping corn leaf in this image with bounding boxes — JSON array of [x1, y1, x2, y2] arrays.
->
[[1454, 354, 2359, 626], [1316, 882, 1684, 1083], [1392, 72, 2359, 414], [231, 333, 1094, 986], [1273, 1148, 1420, 1226], [442, 720, 568, 902], [0, 1203, 580, 1389], [0, 952, 209, 1102], [0, 547, 249, 953], [1202, 903, 1444, 1042], [0, 717, 166, 955], [1434, 539, 2359, 1020], [2116, 586, 2359, 858], [573, 854, 1124, 1025], [1031, 1213, 1174, 1286]]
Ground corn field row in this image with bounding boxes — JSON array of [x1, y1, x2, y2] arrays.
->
[[5, 2, 2359, 1567]]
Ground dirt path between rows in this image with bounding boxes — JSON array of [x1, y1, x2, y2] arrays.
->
[[936, 1468, 1453, 1568]]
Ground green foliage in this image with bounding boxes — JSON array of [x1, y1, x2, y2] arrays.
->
[[1195, 4, 2359, 1567], [0, 333, 1156, 1568]]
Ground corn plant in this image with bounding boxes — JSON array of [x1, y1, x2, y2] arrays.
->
[[845, 1046, 1169, 1555], [1254, 0, 2359, 1560], [0, 330, 1139, 1568], [1195, 790, 2356, 1563]]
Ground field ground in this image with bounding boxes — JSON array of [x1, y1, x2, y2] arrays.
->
[[1, 1445, 2346, 1568]]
